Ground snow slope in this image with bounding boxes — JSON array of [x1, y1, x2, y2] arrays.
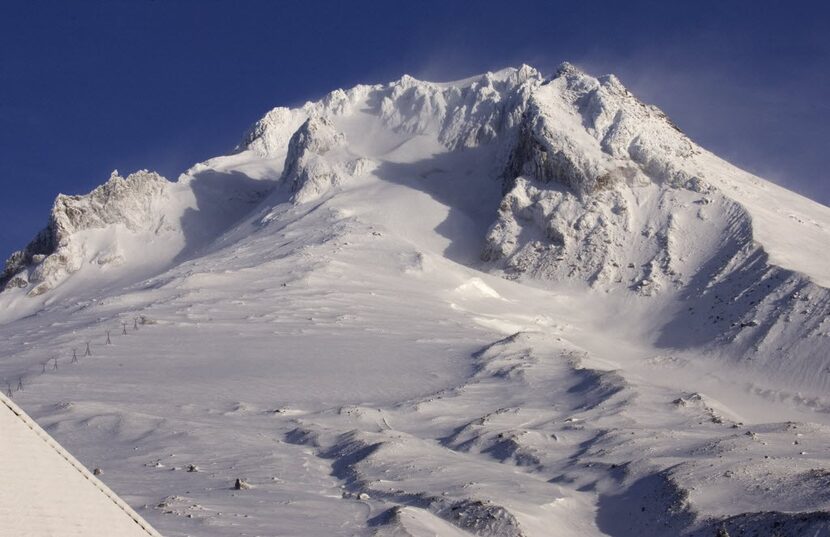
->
[[1, 63, 829, 536]]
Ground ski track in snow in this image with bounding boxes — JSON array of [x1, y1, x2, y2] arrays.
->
[[1, 64, 830, 536]]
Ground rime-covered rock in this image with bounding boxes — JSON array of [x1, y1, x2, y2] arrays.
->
[[2, 170, 173, 295], [237, 107, 309, 158], [280, 116, 348, 203]]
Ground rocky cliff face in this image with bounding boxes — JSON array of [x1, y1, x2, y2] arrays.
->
[[2, 171, 173, 295], [280, 116, 349, 203], [237, 107, 309, 158], [484, 63, 705, 279], [475, 64, 829, 376]]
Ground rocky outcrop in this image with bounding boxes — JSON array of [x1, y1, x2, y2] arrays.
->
[[484, 63, 724, 283], [279, 116, 349, 203], [237, 107, 308, 158], [1, 170, 172, 295]]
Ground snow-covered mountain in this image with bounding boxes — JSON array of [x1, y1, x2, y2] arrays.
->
[[1, 63, 829, 537]]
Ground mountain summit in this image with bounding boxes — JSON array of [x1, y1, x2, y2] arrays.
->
[[2, 64, 829, 536]]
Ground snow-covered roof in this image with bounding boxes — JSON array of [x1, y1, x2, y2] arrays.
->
[[0, 393, 162, 537]]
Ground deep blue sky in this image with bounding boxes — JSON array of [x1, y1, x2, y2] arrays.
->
[[1, 1, 828, 259]]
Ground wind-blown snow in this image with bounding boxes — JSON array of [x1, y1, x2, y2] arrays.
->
[[1, 63, 829, 537]]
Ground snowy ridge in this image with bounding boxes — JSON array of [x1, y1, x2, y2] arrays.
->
[[240, 65, 541, 160], [0, 165, 270, 319], [1, 62, 829, 537]]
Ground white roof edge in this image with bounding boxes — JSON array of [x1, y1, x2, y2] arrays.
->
[[0, 393, 163, 537]]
